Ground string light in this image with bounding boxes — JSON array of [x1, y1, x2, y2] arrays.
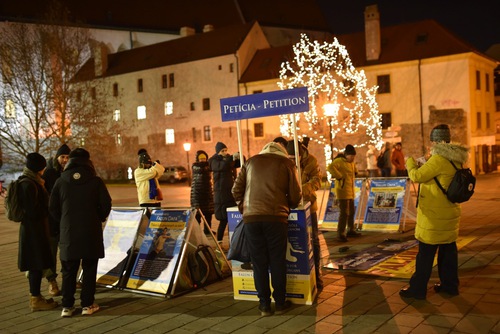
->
[[278, 34, 384, 156]]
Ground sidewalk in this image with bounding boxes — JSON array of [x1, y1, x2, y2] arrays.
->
[[0, 173, 499, 333]]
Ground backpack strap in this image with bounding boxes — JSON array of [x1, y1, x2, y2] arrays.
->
[[434, 160, 460, 197]]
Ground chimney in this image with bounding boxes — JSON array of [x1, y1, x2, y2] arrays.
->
[[93, 42, 108, 77], [203, 24, 214, 33], [180, 26, 195, 37], [364, 5, 381, 61]]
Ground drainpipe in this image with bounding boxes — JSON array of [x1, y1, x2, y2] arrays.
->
[[418, 59, 425, 155]]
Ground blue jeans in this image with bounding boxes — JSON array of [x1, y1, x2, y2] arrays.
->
[[245, 221, 288, 306]]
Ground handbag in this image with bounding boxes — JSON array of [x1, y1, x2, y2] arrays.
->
[[227, 220, 251, 263]]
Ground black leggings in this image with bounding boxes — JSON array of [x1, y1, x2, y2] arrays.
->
[[28, 270, 43, 296]]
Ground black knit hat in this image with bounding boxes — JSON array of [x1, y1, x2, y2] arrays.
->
[[430, 124, 451, 143], [273, 136, 288, 148], [344, 144, 356, 156], [286, 140, 304, 157], [139, 152, 152, 165], [69, 148, 90, 160], [56, 144, 71, 158], [26, 152, 47, 172], [215, 142, 227, 154]]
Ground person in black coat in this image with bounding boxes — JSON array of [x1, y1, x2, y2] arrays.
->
[[42, 143, 70, 297], [190, 150, 215, 234], [49, 148, 112, 317], [209, 142, 240, 246], [18, 152, 59, 312]]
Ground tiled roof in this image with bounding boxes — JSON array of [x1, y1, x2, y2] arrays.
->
[[240, 20, 487, 83], [74, 21, 256, 81]]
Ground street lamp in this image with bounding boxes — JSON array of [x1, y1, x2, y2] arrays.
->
[[323, 102, 339, 160], [183, 142, 191, 184]]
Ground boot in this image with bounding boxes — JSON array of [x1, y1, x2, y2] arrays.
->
[[29, 295, 58, 312], [48, 279, 61, 296]]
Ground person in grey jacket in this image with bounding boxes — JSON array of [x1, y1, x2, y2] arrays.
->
[[50, 148, 112, 317], [232, 142, 302, 316]]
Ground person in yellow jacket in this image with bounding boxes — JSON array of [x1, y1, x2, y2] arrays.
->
[[328, 144, 361, 242], [134, 149, 165, 209], [400, 124, 469, 300]]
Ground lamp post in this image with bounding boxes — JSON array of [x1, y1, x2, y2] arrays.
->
[[323, 102, 339, 160], [183, 142, 191, 184]]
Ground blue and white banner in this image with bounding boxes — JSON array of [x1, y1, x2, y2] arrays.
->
[[220, 87, 309, 122]]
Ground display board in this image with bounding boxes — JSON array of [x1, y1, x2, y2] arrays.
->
[[228, 202, 317, 305]]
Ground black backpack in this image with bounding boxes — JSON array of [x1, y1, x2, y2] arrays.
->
[[4, 177, 36, 222], [434, 160, 475, 203], [376, 153, 385, 169]]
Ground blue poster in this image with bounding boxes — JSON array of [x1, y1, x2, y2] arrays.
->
[[126, 209, 189, 294], [321, 178, 365, 230], [363, 178, 408, 231], [220, 87, 309, 122]]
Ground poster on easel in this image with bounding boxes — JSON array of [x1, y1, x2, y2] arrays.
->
[[97, 209, 144, 286], [362, 178, 408, 231], [321, 178, 365, 230], [126, 209, 189, 295]]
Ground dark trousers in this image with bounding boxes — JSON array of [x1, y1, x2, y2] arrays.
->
[[337, 199, 355, 236], [396, 169, 408, 177], [46, 235, 59, 281], [310, 211, 322, 284], [381, 168, 392, 177], [408, 241, 459, 297], [217, 219, 228, 242], [245, 221, 288, 306], [61, 258, 98, 308], [195, 211, 212, 233], [28, 270, 43, 296]]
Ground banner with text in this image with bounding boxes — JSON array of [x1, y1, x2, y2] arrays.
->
[[220, 87, 309, 122], [321, 178, 365, 230]]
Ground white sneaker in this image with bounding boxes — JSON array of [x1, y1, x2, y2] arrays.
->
[[81, 303, 99, 315], [61, 307, 75, 317]]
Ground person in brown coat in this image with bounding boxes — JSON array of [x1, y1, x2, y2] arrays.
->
[[391, 142, 408, 177]]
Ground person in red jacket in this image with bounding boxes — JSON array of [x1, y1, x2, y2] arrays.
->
[[391, 142, 408, 177]]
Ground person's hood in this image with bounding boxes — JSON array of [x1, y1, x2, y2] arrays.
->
[[259, 142, 288, 157], [60, 157, 96, 184], [431, 142, 469, 164]]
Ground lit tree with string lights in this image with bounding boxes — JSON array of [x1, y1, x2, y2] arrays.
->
[[278, 34, 383, 165]]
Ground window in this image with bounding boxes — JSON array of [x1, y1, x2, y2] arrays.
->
[[377, 75, 391, 94], [254, 122, 264, 138], [190, 102, 195, 111], [229, 63, 234, 73], [137, 105, 146, 119], [192, 127, 197, 142], [203, 98, 210, 110], [91, 87, 96, 99], [476, 71, 481, 90], [165, 129, 175, 144], [496, 101, 500, 112], [203, 125, 212, 142], [415, 33, 428, 44], [253, 90, 263, 94], [476, 112, 481, 129], [165, 101, 173, 115], [380, 112, 392, 129], [113, 83, 118, 97], [162, 74, 167, 89], [5, 99, 15, 118], [169, 73, 175, 87], [116, 134, 122, 145], [138, 79, 143, 92], [486, 73, 490, 92], [343, 79, 355, 96], [486, 112, 490, 129], [218, 65, 222, 70], [113, 109, 120, 121]]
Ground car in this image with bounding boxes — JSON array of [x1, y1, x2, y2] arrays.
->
[[160, 166, 189, 183]]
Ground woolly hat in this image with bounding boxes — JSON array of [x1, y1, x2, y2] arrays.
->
[[137, 148, 148, 156], [430, 124, 451, 143], [273, 136, 288, 148], [139, 152, 152, 165], [215, 142, 227, 154], [69, 148, 90, 160], [286, 140, 304, 157], [344, 144, 356, 156], [26, 152, 47, 172], [56, 144, 71, 158]]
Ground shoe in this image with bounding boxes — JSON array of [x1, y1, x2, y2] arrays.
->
[[275, 300, 292, 315], [434, 283, 459, 296], [29, 295, 58, 312], [258, 304, 272, 316], [337, 235, 348, 242], [48, 279, 61, 296], [399, 288, 426, 300], [61, 307, 76, 317], [347, 230, 361, 237], [81, 303, 99, 315]]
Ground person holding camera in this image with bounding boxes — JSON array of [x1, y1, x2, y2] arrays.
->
[[134, 149, 165, 208]]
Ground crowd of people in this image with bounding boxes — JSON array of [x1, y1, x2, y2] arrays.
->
[[14, 122, 468, 317]]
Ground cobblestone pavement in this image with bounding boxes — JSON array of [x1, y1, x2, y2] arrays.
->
[[0, 174, 499, 333]]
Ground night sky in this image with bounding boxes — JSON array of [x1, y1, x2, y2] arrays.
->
[[318, 0, 500, 53]]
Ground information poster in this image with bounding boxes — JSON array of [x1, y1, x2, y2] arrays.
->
[[97, 209, 144, 286], [363, 178, 407, 231], [126, 209, 189, 294], [321, 178, 365, 230], [228, 202, 317, 305]]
